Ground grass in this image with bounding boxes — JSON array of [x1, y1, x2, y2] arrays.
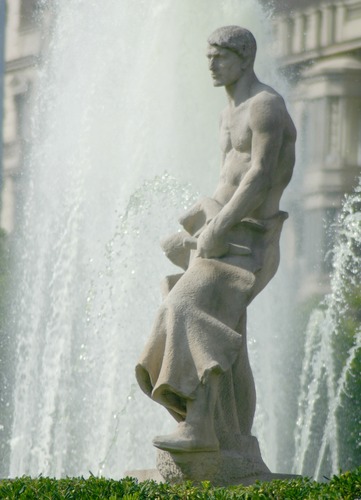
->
[[0, 467, 359, 499]]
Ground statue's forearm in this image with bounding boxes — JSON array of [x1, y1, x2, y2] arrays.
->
[[212, 168, 269, 234]]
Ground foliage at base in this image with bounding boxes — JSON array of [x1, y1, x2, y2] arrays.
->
[[0, 467, 359, 499]]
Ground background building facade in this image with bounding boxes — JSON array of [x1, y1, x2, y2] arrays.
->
[[270, 0, 361, 296], [1, 0, 52, 233]]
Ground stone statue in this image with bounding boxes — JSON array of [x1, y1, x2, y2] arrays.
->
[[135, 26, 296, 484]]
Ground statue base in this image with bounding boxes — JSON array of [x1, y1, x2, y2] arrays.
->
[[155, 435, 287, 486], [126, 466, 300, 488], [125, 438, 301, 486]]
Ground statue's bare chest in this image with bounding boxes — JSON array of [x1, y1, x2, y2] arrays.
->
[[220, 105, 252, 155]]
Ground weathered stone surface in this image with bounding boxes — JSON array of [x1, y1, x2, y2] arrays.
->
[[127, 464, 301, 487], [156, 435, 271, 486], [135, 25, 296, 485], [124, 468, 163, 482]]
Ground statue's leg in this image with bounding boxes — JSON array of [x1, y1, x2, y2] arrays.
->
[[147, 258, 256, 452], [153, 371, 220, 452], [213, 311, 256, 449], [233, 312, 256, 435], [152, 312, 256, 452]]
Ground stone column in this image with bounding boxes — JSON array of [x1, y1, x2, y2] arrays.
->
[[292, 14, 305, 54], [320, 5, 335, 47]]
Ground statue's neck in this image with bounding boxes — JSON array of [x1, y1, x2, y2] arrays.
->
[[225, 70, 258, 107]]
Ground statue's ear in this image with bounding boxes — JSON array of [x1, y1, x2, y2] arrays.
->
[[238, 45, 253, 70], [239, 57, 251, 70]]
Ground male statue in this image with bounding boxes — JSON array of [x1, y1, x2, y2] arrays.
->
[[136, 26, 296, 460]]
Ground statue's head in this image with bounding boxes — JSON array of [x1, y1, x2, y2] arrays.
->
[[206, 26, 257, 87]]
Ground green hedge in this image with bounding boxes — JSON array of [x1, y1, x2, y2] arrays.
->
[[0, 467, 359, 499]]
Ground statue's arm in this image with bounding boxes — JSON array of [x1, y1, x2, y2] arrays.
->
[[217, 94, 284, 229], [197, 94, 285, 258]]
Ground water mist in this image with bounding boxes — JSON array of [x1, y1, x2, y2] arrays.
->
[[4, 0, 299, 479], [293, 184, 361, 480]]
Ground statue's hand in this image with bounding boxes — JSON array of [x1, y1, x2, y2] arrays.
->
[[196, 223, 228, 259]]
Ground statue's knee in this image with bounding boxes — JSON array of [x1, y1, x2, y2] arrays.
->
[[161, 273, 184, 298], [160, 232, 191, 270], [164, 285, 191, 312]]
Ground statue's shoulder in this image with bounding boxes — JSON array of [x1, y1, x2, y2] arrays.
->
[[249, 87, 287, 131], [251, 85, 285, 111]]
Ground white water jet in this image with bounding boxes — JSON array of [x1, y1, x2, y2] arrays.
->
[[293, 184, 361, 480], [5, 0, 297, 479]]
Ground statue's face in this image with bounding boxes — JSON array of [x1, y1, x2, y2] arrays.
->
[[206, 45, 243, 87]]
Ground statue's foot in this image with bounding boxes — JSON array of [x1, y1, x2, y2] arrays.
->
[[153, 422, 219, 453]]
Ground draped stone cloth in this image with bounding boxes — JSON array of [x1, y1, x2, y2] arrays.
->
[[136, 199, 288, 449]]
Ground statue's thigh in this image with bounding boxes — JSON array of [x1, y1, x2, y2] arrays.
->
[[168, 258, 255, 329]]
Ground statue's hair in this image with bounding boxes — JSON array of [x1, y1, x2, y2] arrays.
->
[[207, 26, 257, 63]]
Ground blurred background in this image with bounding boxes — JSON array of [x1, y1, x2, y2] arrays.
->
[[0, 0, 359, 481]]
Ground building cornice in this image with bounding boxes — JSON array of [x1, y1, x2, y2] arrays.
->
[[279, 37, 361, 68], [5, 55, 39, 73]]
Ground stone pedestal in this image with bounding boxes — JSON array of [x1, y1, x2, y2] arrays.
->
[[126, 435, 301, 486], [156, 435, 275, 486]]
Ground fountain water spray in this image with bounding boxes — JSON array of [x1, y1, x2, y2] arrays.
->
[[293, 183, 361, 480], [5, 0, 294, 479], [7, 0, 359, 483]]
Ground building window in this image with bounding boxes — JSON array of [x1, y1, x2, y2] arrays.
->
[[14, 82, 32, 162], [19, 0, 39, 31], [356, 107, 361, 167]]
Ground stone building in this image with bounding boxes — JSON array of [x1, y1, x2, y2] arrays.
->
[[1, 0, 52, 233], [1, 0, 361, 297], [269, 0, 361, 297]]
